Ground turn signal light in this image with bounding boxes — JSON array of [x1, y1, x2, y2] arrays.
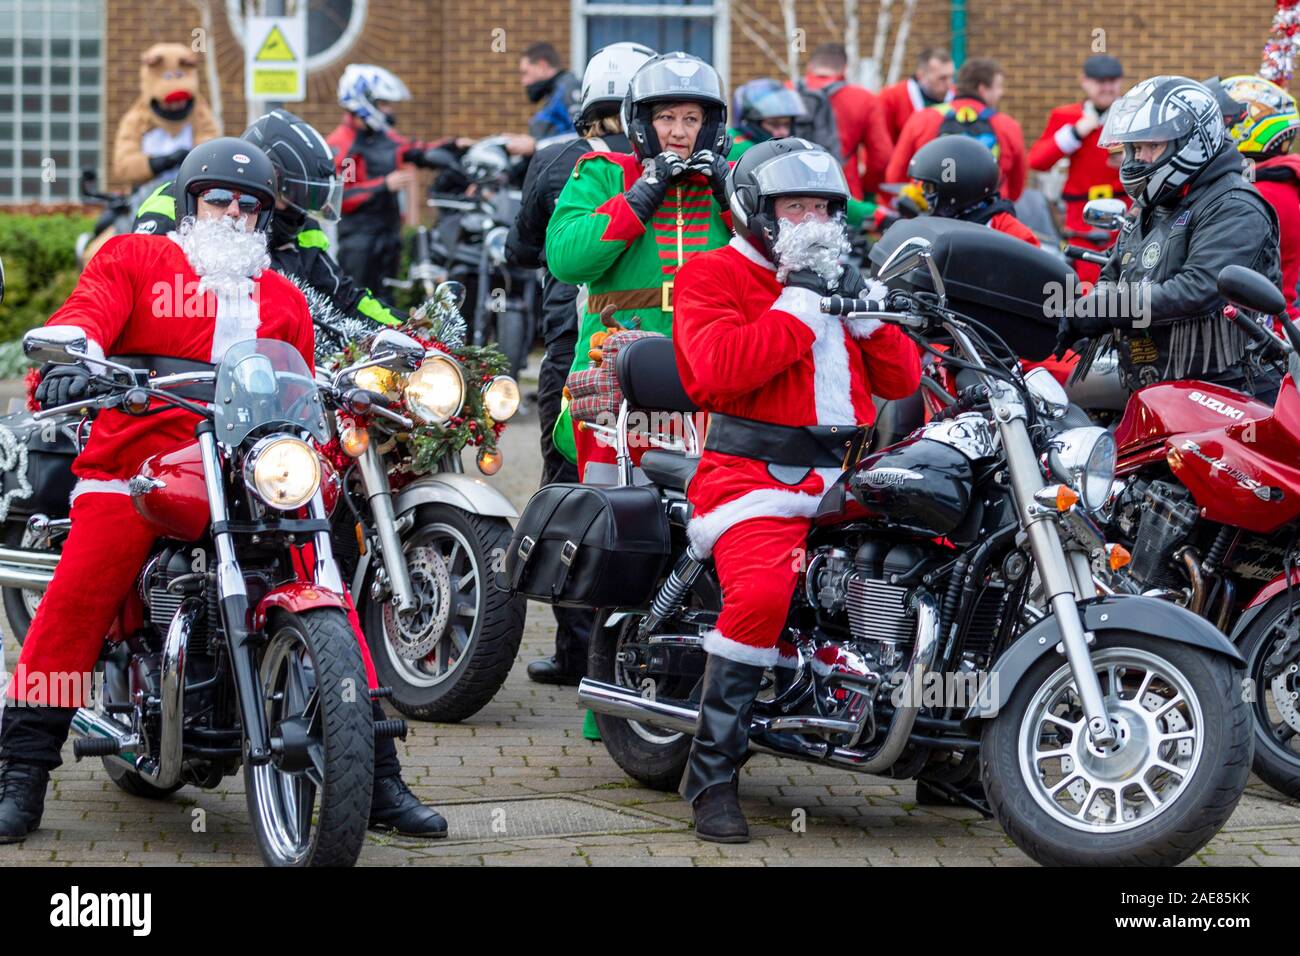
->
[[1107, 543, 1132, 571], [340, 424, 370, 458], [1034, 484, 1080, 512]]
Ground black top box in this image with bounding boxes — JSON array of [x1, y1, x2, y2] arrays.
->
[[868, 217, 1073, 361]]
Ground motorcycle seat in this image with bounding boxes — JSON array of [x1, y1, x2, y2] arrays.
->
[[640, 449, 698, 491], [616, 335, 698, 413]]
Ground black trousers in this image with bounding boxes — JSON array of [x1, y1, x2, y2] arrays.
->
[[537, 333, 595, 674], [338, 223, 403, 298]]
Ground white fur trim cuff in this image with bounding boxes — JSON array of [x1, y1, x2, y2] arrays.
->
[[1054, 122, 1083, 155], [844, 317, 883, 339], [686, 487, 823, 557], [772, 285, 826, 324], [703, 628, 780, 668], [69, 478, 130, 504], [730, 234, 775, 271]]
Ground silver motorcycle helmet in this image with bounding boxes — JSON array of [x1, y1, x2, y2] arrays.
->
[[619, 52, 729, 161], [577, 41, 657, 128], [1099, 75, 1224, 207]]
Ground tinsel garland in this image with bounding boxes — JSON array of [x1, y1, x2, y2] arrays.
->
[[317, 282, 509, 475], [1262, 0, 1300, 86]]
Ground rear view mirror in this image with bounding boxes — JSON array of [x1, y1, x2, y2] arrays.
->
[[369, 329, 426, 371], [1218, 264, 1286, 316], [22, 326, 89, 365], [1082, 198, 1127, 231]]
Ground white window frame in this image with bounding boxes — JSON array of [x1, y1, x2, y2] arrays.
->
[[570, 1, 729, 92], [0, 0, 105, 203], [225, 0, 368, 73]]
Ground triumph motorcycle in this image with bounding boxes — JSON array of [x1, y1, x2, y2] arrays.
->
[[1098, 262, 1300, 799], [8, 328, 391, 866], [553, 232, 1253, 866], [319, 328, 527, 723]]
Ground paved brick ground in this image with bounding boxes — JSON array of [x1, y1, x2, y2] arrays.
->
[[2, 373, 1300, 866]]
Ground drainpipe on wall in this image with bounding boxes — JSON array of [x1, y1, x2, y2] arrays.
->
[[951, 0, 967, 67]]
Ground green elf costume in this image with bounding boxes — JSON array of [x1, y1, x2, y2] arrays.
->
[[546, 52, 733, 477]]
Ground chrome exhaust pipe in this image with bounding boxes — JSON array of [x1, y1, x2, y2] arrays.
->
[[0, 545, 60, 590], [68, 598, 197, 789], [0, 546, 60, 567]]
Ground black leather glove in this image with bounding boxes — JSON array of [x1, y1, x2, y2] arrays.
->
[[834, 263, 870, 298], [687, 149, 730, 210], [624, 150, 688, 223], [149, 148, 189, 176], [784, 270, 834, 297], [34, 363, 98, 410], [1053, 287, 1119, 358]]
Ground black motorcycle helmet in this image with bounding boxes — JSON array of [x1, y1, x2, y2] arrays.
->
[[734, 78, 807, 144], [728, 137, 850, 262], [620, 52, 729, 161], [173, 137, 278, 231], [242, 109, 342, 222], [907, 135, 1001, 217]]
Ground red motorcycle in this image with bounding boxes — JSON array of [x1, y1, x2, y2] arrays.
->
[[1103, 265, 1300, 797], [16, 328, 399, 866]]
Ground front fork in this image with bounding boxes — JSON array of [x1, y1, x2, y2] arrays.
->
[[356, 443, 417, 613]]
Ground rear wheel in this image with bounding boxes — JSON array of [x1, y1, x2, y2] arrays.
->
[[1, 521, 59, 645], [1239, 602, 1300, 798], [245, 608, 374, 867]]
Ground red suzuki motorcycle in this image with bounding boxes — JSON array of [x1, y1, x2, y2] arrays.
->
[[1102, 264, 1300, 797], [18, 328, 392, 866]]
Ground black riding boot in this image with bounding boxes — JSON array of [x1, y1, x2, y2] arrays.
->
[[680, 653, 766, 844], [0, 704, 76, 843], [368, 699, 448, 838]]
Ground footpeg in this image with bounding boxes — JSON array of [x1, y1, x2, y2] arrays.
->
[[370, 686, 394, 700], [375, 718, 407, 741], [73, 737, 122, 760]]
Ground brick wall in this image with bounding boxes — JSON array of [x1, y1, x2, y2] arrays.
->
[[103, 0, 1283, 194]]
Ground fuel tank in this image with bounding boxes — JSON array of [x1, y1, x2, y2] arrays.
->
[[1115, 380, 1271, 470], [840, 437, 973, 537], [133, 439, 209, 542]]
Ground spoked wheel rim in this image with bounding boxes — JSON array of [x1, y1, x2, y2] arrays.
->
[[18, 526, 47, 621], [614, 616, 687, 746], [1018, 647, 1205, 834], [250, 625, 326, 866], [1248, 613, 1300, 764], [380, 522, 480, 690]]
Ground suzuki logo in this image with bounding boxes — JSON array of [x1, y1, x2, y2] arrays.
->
[[1188, 390, 1245, 421]]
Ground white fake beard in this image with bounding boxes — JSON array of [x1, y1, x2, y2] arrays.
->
[[773, 217, 851, 285], [170, 215, 271, 298]]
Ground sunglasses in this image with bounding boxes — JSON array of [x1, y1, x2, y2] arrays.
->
[[195, 187, 263, 216]]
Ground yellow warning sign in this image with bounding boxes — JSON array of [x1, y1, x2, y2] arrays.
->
[[255, 25, 296, 62]]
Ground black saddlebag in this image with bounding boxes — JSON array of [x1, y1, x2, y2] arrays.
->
[[504, 483, 671, 608], [0, 410, 77, 518]]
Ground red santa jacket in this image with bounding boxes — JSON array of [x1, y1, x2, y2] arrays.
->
[[45, 233, 315, 483], [1253, 153, 1300, 321], [799, 74, 895, 199], [1027, 103, 1128, 233], [989, 211, 1040, 245], [886, 96, 1027, 200], [878, 78, 953, 144], [672, 236, 921, 556]]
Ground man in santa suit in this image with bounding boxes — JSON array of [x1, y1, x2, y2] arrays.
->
[[672, 139, 921, 842], [1027, 55, 1128, 284], [0, 138, 447, 843], [878, 47, 955, 144]]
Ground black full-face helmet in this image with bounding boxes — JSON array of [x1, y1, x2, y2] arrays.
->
[[173, 136, 278, 231], [907, 134, 1001, 217], [728, 137, 850, 261], [242, 109, 342, 222], [620, 52, 729, 161]]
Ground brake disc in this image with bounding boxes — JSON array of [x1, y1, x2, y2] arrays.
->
[[1271, 663, 1300, 734], [382, 546, 451, 661]]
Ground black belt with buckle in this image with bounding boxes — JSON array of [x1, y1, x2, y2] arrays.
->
[[704, 413, 864, 469], [110, 354, 216, 402]]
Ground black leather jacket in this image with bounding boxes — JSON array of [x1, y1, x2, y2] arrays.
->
[[1080, 144, 1282, 390], [506, 131, 631, 345]]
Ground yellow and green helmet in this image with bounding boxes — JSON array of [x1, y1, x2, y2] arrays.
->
[[1222, 74, 1300, 156]]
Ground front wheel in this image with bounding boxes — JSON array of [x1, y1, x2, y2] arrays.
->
[[367, 506, 525, 723], [982, 632, 1251, 867], [245, 608, 374, 867]]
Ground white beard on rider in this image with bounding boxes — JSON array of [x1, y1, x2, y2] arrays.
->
[[170, 214, 272, 299], [773, 217, 851, 286]]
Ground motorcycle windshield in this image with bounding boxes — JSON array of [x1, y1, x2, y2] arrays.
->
[[213, 339, 328, 446]]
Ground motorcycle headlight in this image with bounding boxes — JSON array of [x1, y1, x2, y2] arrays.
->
[[354, 365, 397, 396], [485, 225, 509, 266], [405, 354, 465, 425], [245, 436, 322, 511], [483, 375, 520, 422], [1047, 427, 1116, 514]]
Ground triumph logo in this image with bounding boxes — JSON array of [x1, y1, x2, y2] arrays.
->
[[1187, 390, 1245, 421], [49, 886, 152, 936], [861, 467, 923, 488]]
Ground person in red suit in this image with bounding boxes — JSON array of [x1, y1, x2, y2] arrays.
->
[[886, 57, 1027, 201], [801, 43, 895, 200], [878, 47, 954, 144], [0, 138, 448, 844], [1027, 55, 1128, 284], [672, 139, 921, 842]]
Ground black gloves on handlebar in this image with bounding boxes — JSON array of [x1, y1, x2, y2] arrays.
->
[[1053, 295, 1117, 359], [624, 151, 689, 224], [34, 363, 100, 410], [148, 148, 190, 176], [783, 270, 835, 296], [686, 149, 731, 211]]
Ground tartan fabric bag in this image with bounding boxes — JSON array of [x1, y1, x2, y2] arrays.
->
[[565, 329, 662, 425]]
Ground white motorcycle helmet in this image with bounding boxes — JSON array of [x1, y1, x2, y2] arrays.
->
[[577, 41, 657, 128], [337, 64, 411, 132]]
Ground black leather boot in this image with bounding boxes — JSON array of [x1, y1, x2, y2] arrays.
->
[[0, 704, 75, 843], [369, 774, 449, 838], [680, 653, 766, 843], [525, 656, 583, 686]]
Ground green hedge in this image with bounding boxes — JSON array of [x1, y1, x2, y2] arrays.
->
[[0, 212, 94, 343]]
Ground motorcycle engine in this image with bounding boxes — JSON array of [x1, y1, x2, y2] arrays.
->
[[139, 545, 218, 656], [1117, 480, 1200, 590]]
